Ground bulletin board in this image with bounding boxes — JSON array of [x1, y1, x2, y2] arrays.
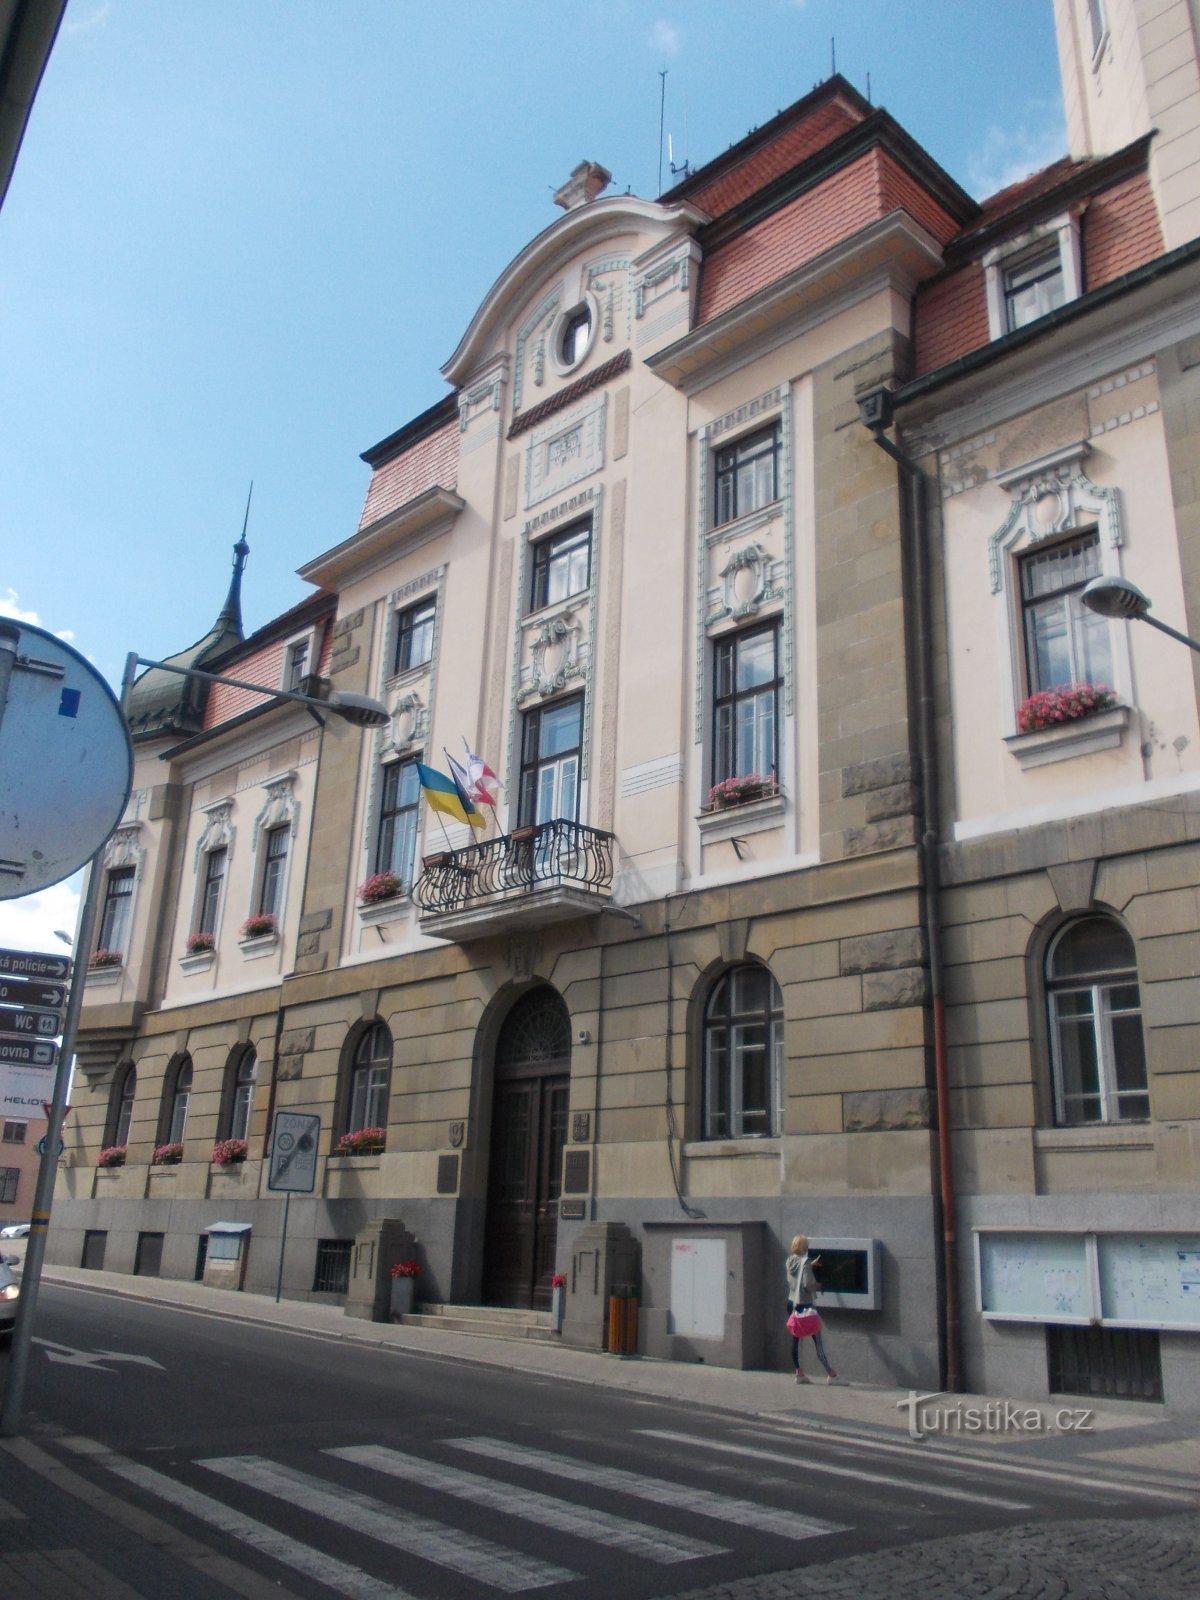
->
[[1097, 1234, 1200, 1331], [975, 1231, 1095, 1324]]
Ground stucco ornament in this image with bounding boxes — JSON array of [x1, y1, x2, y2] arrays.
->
[[383, 691, 428, 755], [519, 612, 585, 701], [989, 442, 1122, 592]]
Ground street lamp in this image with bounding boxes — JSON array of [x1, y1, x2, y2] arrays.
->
[[1081, 576, 1200, 655], [0, 654, 389, 1437]]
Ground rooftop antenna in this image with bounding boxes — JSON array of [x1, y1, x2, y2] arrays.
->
[[658, 67, 667, 195], [867, 71, 872, 103], [831, 36, 836, 76], [667, 132, 690, 183]]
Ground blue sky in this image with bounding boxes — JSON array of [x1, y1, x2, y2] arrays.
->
[[0, 0, 1066, 952]]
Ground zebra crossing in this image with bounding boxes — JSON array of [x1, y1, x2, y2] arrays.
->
[[56, 1428, 869, 1599]]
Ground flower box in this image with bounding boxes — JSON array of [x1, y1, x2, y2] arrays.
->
[[186, 932, 215, 956], [334, 1126, 387, 1156], [97, 1145, 127, 1168], [211, 1138, 248, 1166], [152, 1142, 183, 1166], [88, 949, 122, 970], [239, 914, 277, 941], [705, 773, 779, 811], [358, 872, 403, 905], [1015, 682, 1116, 734]]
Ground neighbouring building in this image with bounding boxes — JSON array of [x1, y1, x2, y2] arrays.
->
[[52, 0, 1200, 1411]]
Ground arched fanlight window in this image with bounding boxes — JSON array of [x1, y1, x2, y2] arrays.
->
[[227, 1048, 257, 1142], [112, 1064, 136, 1147], [702, 965, 783, 1139], [1046, 916, 1149, 1125], [347, 1023, 391, 1134], [167, 1056, 193, 1145]]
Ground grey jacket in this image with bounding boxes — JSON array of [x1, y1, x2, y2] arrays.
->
[[786, 1252, 817, 1306]]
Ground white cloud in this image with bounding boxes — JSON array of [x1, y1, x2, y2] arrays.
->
[[63, 2, 112, 36], [0, 588, 75, 644], [0, 872, 82, 960], [650, 20, 681, 57], [966, 107, 1068, 201]]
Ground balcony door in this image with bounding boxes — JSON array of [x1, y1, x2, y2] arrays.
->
[[482, 987, 571, 1310]]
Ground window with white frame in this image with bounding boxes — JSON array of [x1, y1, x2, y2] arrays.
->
[[346, 1023, 391, 1135], [530, 521, 590, 612], [392, 598, 436, 675], [712, 623, 780, 788], [164, 1056, 192, 1145], [713, 424, 781, 527], [375, 759, 421, 887], [111, 1066, 136, 1148], [257, 825, 289, 918], [1019, 531, 1113, 695], [984, 215, 1082, 341], [702, 965, 783, 1139], [197, 847, 226, 937], [284, 636, 311, 693], [1087, 0, 1107, 55], [1046, 916, 1149, 1126], [226, 1048, 257, 1142], [96, 866, 134, 957], [518, 696, 582, 827]]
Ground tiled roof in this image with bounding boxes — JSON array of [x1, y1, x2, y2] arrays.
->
[[359, 416, 459, 531]]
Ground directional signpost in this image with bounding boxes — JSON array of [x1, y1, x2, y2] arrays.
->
[[0, 947, 66, 1119]]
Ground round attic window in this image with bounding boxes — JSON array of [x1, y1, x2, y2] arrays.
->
[[552, 296, 597, 374]]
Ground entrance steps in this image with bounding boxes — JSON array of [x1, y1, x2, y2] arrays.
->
[[398, 1301, 559, 1344]]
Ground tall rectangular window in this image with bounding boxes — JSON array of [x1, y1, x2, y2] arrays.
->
[[0, 1169, 17, 1205], [530, 522, 590, 611], [713, 624, 780, 786], [393, 599, 436, 675], [285, 638, 310, 692], [97, 866, 134, 955], [518, 697, 583, 827], [198, 848, 226, 937], [1020, 532, 1112, 693], [376, 760, 421, 885], [258, 826, 289, 917], [1004, 245, 1065, 331], [713, 424, 780, 527], [2, 1122, 26, 1144]]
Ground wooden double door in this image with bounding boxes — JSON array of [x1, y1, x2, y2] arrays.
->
[[481, 988, 571, 1311]]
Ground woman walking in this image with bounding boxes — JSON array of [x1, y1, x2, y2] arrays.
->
[[786, 1233, 838, 1383]]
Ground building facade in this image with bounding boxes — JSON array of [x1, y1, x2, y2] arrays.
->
[[52, 0, 1200, 1410]]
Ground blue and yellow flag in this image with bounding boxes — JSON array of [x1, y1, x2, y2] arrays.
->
[[415, 762, 485, 829]]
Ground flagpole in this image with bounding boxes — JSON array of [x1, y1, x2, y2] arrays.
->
[[459, 737, 503, 834]]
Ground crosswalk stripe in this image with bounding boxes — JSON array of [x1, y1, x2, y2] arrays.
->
[[330, 1443, 727, 1565], [449, 1437, 848, 1542], [80, 1447, 412, 1600], [638, 1430, 1033, 1511], [200, 1454, 576, 1592]]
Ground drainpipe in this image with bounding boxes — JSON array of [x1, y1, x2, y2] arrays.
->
[[859, 387, 961, 1393]]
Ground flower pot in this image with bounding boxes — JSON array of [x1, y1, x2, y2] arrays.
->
[[390, 1276, 416, 1318]]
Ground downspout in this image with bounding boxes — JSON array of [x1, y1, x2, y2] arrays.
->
[[859, 389, 961, 1393]]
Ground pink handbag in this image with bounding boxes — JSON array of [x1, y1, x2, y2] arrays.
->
[[787, 1308, 821, 1338]]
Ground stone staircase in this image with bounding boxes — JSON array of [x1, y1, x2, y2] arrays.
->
[[396, 1301, 560, 1344]]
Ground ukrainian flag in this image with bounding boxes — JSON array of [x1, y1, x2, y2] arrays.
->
[[415, 762, 485, 828]]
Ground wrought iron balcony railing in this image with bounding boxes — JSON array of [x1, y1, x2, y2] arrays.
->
[[413, 817, 615, 929]]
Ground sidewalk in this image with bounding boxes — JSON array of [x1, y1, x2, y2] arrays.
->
[[2, 1264, 1198, 1600]]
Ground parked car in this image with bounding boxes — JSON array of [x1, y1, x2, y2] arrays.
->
[[0, 1260, 18, 1339], [0, 1221, 30, 1239]]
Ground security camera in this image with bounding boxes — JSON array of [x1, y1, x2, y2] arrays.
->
[[577, 1029, 591, 1045]]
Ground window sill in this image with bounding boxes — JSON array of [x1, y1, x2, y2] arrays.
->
[[358, 895, 411, 927], [327, 1153, 383, 1169], [697, 789, 786, 843], [707, 499, 783, 543], [1034, 1123, 1152, 1153], [85, 966, 122, 987], [238, 932, 279, 961], [683, 1136, 780, 1159], [1005, 705, 1129, 770], [178, 951, 215, 974]]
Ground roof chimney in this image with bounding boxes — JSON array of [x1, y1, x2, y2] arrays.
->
[[553, 161, 612, 211]]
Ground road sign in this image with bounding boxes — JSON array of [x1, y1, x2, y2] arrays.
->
[[0, 976, 67, 1011], [0, 620, 132, 899], [35, 1135, 64, 1158], [0, 1036, 57, 1067], [0, 949, 70, 983], [268, 1112, 320, 1193], [0, 1008, 59, 1038]]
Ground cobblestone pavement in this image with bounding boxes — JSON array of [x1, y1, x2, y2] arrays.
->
[[664, 1512, 1200, 1600]]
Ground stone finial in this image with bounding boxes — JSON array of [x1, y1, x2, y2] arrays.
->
[[553, 161, 612, 211]]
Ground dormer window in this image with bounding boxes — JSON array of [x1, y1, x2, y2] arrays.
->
[[983, 215, 1082, 342], [1004, 245, 1065, 332]]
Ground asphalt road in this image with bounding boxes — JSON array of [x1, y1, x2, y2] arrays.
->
[[9, 1280, 1198, 1600]]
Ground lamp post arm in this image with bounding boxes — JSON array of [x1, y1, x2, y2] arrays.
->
[[125, 653, 328, 715], [1136, 612, 1200, 656]]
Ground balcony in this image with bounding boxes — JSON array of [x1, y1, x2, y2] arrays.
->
[[413, 818, 615, 941]]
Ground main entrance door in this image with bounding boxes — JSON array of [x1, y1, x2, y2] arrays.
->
[[482, 987, 571, 1310]]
